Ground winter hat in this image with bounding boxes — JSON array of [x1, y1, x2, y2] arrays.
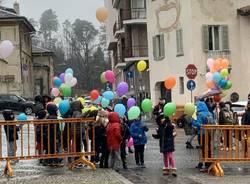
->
[[47, 104, 58, 116], [34, 95, 43, 103], [2, 110, 15, 121], [37, 110, 47, 119]]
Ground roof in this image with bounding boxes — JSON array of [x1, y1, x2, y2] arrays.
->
[[0, 6, 35, 32], [32, 45, 54, 56]]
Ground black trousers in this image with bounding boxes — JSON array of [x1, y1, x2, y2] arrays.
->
[[120, 142, 127, 167], [134, 145, 145, 165]]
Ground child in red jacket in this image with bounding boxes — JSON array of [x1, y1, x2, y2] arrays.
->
[[106, 112, 122, 170]]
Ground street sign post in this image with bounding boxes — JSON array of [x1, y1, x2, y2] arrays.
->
[[187, 80, 196, 102], [186, 64, 198, 80]]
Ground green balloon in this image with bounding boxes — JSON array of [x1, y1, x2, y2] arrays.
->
[[164, 102, 176, 117], [101, 98, 110, 108], [59, 84, 72, 97], [225, 81, 232, 90], [128, 106, 141, 121], [141, 99, 153, 113], [220, 69, 229, 78], [184, 103, 195, 117]]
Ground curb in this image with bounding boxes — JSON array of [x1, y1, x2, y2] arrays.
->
[[105, 169, 134, 184]]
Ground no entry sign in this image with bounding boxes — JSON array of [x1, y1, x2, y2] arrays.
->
[[186, 64, 197, 79]]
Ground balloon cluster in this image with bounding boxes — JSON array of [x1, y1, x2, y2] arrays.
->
[[205, 58, 232, 101], [51, 68, 77, 97]]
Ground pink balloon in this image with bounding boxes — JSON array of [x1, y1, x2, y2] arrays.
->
[[207, 58, 214, 69], [105, 70, 115, 83], [205, 72, 213, 81], [51, 88, 60, 97]]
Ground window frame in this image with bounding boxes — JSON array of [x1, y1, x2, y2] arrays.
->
[[176, 28, 184, 57]]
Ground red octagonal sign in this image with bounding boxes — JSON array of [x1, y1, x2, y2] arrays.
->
[[186, 64, 197, 79]]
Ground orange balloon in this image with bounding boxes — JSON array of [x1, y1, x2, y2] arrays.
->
[[210, 66, 216, 73], [213, 58, 221, 71], [220, 59, 229, 69], [206, 81, 215, 89], [164, 77, 176, 90], [96, 7, 108, 23]]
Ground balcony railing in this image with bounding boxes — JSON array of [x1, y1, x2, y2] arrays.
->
[[125, 45, 148, 58], [121, 8, 147, 21]]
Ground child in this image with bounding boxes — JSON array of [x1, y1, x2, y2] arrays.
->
[[106, 112, 122, 170], [3, 110, 19, 163], [130, 116, 148, 168]]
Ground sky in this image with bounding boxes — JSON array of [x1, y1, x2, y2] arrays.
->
[[3, 0, 104, 28]]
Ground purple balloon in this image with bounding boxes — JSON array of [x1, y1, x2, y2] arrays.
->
[[60, 73, 65, 83], [127, 98, 136, 108], [117, 82, 128, 97]]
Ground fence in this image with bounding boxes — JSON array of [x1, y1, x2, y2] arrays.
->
[[200, 125, 250, 176], [0, 118, 96, 177]]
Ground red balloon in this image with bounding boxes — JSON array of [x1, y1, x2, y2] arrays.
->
[[213, 95, 221, 103], [90, 90, 99, 101]]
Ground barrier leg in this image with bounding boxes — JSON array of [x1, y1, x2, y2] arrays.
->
[[68, 154, 96, 171], [208, 162, 224, 177], [3, 160, 14, 177]]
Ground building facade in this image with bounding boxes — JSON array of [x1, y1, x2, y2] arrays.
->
[[105, 0, 150, 103], [0, 3, 35, 99], [147, 0, 250, 105]]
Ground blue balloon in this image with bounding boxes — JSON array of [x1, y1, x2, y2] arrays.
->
[[218, 79, 227, 88], [103, 91, 115, 100], [54, 77, 62, 88], [101, 98, 110, 108], [17, 113, 27, 121], [114, 104, 126, 118], [213, 72, 222, 83], [93, 96, 102, 104], [65, 68, 74, 75], [59, 100, 70, 115]]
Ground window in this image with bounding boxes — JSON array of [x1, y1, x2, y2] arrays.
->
[[10, 95, 19, 102], [179, 77, 184, 94], [202, 25, 229, 51], [176, 29, 184, 56], [153, 34, 165, 60]]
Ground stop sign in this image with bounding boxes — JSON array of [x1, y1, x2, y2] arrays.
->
[[186, 64, 197, 79]]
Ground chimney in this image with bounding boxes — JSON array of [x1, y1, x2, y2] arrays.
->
[[13, 0, 20, 15]]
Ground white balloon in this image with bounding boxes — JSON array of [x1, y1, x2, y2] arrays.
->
[[65, 73, 73, 85], [0, 40, 14, 59], [70, 77, 77, 87]]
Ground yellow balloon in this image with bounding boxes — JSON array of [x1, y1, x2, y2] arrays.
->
[[100, 72, 107, 83], [96, 7, 108, 23], [137, 60, 147, 72], [53, 97, 62, 105], [77, 97, 85, 105]]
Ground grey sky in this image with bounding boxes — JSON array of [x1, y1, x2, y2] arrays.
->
[[3, 0, 104, 27]]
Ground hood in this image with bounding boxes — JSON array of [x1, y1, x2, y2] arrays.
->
[[2, 110, 15, 120], [98, 109, 108, 118], [71, 101, 83, 113], [196, 101, 209, 113], [47, 104, 58, 116], [34, 95, 43, 103], [108, 112, 120, 124]]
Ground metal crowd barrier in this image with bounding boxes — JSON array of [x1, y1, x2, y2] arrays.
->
[[0, 118, 96, 177], [201, 125, 250, 177]]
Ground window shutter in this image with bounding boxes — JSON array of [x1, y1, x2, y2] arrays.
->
[[153, 36, 157, 60], [176, 30, 180, 54], [202, 25, 209, 51], [160, 34, 165, 58], [180, 29, 184, 54], [221, 25, 229, 51]]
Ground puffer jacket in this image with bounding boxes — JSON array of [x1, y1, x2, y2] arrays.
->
[[106, 112, 122, 151], [130, 120, 148, 145]]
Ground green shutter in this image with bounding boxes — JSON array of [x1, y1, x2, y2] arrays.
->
[[160, 34, 165, 58], [202, 25, 209, 51], [153, 36, 157, 60], [221, 25, 229, 51]]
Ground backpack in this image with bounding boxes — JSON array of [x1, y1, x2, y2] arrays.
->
[[221, 109, 234, 125], [205, 112, 216, 125]]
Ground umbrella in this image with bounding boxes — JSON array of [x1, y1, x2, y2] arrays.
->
[[198, 89, 221, 100]]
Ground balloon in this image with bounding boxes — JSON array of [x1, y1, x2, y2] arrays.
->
[[206, 58, 214, 69], [51, 87, 60, 97], [53, 97, 62, 105], [96, 7, 108, 23], [59, 84, 72, 97], [128, 106, 141, 121], [218, 79, 227, 88], [100, 72, 107, 83], [114, 104, 126, 117], [53, 77, 62, 88], [164, 77, 176, 90], [65, 73, 73, 85], [213, 95, 221, 103], [164, 102, 176, 117], [206, 81, 215, 89], [137, 60, 147, 72], [93, 96, 102, 104], [59, 100, 70, 115], [59, 73, 65, 83], [101, 98, 110, 108], [0, 40, 14, 59], [213, 58, 221, 71], [103, 91, 115, 100], [117, 82, 129, 97], [220, 69, 229, 78], [205, 72, 213, 81], [184, 103, 195, 117], [225, 81, 232, 90], [77, 97, 85, 105], [65, 68, 74, 75], [213, 72, 222, 83], [17, 113, 27, 121], [105, 70, 115, 83], [141, 99, 153, 113], [90, 90, 99, 100], [70, 77, 77, 87], [127, 98, 136, 109], [220, 59, 229, 69]]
